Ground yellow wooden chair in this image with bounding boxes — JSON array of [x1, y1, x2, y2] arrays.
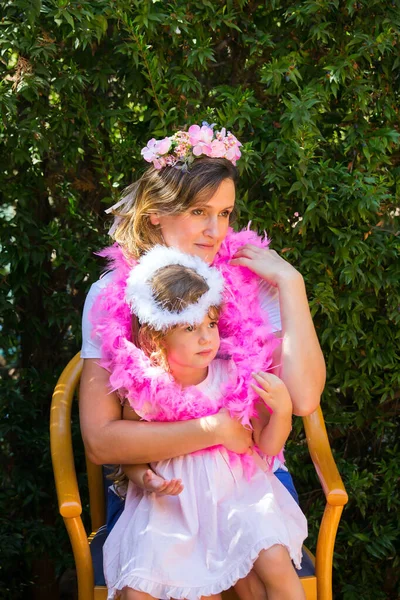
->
[[50, 353, 348, 600]]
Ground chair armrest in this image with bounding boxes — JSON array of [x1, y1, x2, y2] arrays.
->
[[302, 406, 348, 507], [50, 353, 84, 518]]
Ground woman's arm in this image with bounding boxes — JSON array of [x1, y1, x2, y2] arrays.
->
[[230, 246, 326, 416], [79, 359, 253, 465], [272, 270, 326, 416], [118, 405, 154, 489], [121, 405, 184, 495]]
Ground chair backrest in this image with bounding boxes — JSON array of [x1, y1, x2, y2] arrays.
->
[[51, 353, 106, 532]]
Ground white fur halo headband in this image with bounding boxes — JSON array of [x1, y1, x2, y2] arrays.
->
[[125, 245, 224, 331]]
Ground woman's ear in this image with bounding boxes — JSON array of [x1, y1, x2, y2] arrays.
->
[[149, 213, 160, 226]]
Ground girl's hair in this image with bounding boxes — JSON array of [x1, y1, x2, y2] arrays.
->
[[111, 157, 238, 258], [133, 263, 221, 369]]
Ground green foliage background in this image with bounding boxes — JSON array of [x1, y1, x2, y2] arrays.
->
[[1, 1, 399, 598]]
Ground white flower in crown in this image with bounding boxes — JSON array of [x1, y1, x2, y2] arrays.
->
[[125, 245, 225, 330], [140, 123, 242, 170]]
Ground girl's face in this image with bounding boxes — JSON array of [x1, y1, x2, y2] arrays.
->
[[149, 178, 235, 264], [162, 314, 220, 381]]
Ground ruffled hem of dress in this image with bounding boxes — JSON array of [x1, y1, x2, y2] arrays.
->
[[106, 537, 303, 600]]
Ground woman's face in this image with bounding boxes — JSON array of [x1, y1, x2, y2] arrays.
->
[[150, 178, 235, 264]]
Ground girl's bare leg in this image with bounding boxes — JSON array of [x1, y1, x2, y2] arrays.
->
[[120, 588, 157, 600], [173, 596, 221, 600], [234, 570, 268, 600], [120, 589, 221, 600], [253, 545, 305, 600]]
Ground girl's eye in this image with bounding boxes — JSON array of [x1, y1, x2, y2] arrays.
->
[[185, 325, 194, 332], [209, 321, 218, 328]]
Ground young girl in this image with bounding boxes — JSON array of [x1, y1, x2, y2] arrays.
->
[[102, 245, 307, 600]]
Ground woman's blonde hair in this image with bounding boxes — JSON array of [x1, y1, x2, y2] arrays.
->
[[133, 263, 221, 369], [110, 157, 237, 258]]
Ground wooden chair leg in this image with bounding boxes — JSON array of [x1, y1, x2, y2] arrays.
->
[[316, 504, 344, 600], [64, 516, 95, 600]]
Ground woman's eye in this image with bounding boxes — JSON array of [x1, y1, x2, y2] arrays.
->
[[220, 210, 231, 218], [191, 209, 204, 216]]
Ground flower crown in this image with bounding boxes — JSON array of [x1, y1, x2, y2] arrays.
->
[[125, 245, 224, 331], [141, 123, 242, 170]]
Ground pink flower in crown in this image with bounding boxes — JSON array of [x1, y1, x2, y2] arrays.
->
[[216, 127, 227, 140], [154, 137, 172, 156], [225, 132, 242, 163], [226, 144, 242, 163], [141, 124, 242, 168], [210, 139, 227, 158], [192, 142, 212, 157], [189, 124, 214, 157], [173, 131, 191, 159], [188, 124, 214, 145], [153, 156, 167, 170], [141, 138, 158, 162]]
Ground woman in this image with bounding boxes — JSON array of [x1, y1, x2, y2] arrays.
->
[[79, 123, 325, 599]]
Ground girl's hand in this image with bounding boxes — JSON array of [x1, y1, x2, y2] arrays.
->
[[142, 469, 184, 496], [229, 244, 302, 287], [251, 372, 292, 416]]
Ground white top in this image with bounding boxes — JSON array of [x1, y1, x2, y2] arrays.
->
[[196, 357, 236, 400], [81, 272, 282, 359]]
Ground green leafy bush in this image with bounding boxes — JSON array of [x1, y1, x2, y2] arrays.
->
[[1, 1, 399, 598]]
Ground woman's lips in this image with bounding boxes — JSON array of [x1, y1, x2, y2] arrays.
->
[[197, 350, 212, 356]]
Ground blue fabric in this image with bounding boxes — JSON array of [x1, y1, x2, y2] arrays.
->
[[90, 525, 107, 586], [297, 549, 315, 577], [274, 467, 300, 504], [106, 487, 125, 533]]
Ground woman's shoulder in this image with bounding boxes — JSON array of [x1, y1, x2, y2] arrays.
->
[[82, 271, 115, 328], [86, 270, 115, 300]]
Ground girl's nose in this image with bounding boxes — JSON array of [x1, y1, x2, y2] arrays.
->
[[198, 327, 210, 344]]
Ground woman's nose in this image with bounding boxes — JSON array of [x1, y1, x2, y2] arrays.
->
[[204, 216, 219, 237]]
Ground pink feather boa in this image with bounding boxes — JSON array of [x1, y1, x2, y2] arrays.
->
[[91, 227, 284, 472]]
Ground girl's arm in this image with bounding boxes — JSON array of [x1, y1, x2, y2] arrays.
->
[[79, 359, 253, 465], [230, 246, 326, 416], [251, 372, 292, 456]]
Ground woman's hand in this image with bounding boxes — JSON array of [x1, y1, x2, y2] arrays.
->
[[229, 244, 302, 287], [251, 372, 292, 417], [209, 408, 253, 454]]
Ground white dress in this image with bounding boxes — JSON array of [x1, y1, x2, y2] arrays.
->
[[103, 360, 308, 600]]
